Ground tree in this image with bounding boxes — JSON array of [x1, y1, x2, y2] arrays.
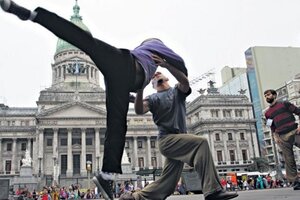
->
[[248, 157, 269, 172]]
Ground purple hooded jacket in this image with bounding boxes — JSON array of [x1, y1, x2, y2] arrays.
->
[[131, 38, 188, 89]]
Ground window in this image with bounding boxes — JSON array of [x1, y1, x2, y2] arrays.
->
[[211, 110, 219, 118], [235, 110, 243, 117], [5, 160, 11, 173], [58, 66, 61, 77], [86, 138, 93, 146], [134, 119, 143, 124], [229, 150, 235, 161], [223, 110, 231, 118], [7, 143, 12, 151], [125, 141, 130, 148], [60, 138, 67, 146], [151, 157, 157, 168], [72, 138, 81, 145], [21, 142, 27, 151], [61, 155, 67, 175], [215, 133, 220, 141], [228, 133, 233, 140], [217, 151, 223, 162], [240, 132, 245, 140], [150, 140, 156, 148], [46, 139, 53, 146], [138, 157, 144, 168], [138, 141, 143, 148], [242, 150, 248, 161]]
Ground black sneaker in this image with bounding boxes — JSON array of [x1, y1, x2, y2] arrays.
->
[[205, 190, 238, 200], [293, 181, 300, 190], [92, 174, 114, 200], [0, 0, 31, 20]]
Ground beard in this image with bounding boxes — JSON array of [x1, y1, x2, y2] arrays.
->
[[266, 98, 275, 104]]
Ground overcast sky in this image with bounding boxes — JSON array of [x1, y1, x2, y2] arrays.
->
[[1, 0, 300, 107]]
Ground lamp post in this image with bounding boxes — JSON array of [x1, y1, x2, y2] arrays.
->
[[38, 157, 42, 177], [86, 160, 92, 189]]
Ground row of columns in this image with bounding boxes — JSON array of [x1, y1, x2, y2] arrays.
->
[[131, 136, 165, 169], [37, 128, 101, 177], [0, 131, 163, 176], [54, 64, 98, 82]]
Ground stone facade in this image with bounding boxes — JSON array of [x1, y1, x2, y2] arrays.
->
[[186, 89, 260, 175]]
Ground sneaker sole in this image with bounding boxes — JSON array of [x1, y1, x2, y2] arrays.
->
[[224, 193, 239, 200], [92, 176, 112, 200]]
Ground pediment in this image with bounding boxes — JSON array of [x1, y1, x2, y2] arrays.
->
[[37, 101, 106, 119]]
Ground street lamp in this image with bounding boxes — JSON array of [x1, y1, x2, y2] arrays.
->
[[86, 160, 92, 189], [38, 157, 42, 177]]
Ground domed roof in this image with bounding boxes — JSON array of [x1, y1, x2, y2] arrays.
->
[[55, 2, 91, 54]]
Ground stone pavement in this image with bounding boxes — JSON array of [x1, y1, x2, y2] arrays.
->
[[165, 187, 299, 200], [114, 187, 299, 200]]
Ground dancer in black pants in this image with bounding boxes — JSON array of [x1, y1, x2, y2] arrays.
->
[[1, 1, 187, 199]]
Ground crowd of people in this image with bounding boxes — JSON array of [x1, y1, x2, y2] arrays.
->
[[11, 179, 152, 200], [13, 184, 95, 200], [220, 175, 295, 191]]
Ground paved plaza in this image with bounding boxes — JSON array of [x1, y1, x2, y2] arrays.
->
[[114, 188, 299, 200], [165, 188, 299, 200]]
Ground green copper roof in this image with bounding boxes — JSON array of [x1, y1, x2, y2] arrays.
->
[[55, 1, 91, 54]]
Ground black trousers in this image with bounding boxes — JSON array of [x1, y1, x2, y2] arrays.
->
[[34, 7, 137, 173]]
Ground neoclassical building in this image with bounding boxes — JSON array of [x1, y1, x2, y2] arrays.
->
[[186, 85, 260, 175], [0, 2, 259, 188]]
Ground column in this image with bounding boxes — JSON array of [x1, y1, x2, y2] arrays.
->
[[88, 66, 91, 79], [223, 131, 228, 164], [146, 136, 152, 169], [53, 128, 58, 182], [66, 128, 73, 177], [160, 153, 165, 168], [27, 138, 31, 154], [38, 129, 44, 176], [95, 128, 100, 172], [81, 129, 87, 176], [11, 138, 17, 174], [133, 137, 138, 170], [235, 131, 240, 163], [35, 129, 40, 176], [0, 139, 3, 172], [53, 129, 58, 159], [248, 129, 255, 159]]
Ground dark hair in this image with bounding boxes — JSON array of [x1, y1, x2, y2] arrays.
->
[[264, 89, 277, 96]]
